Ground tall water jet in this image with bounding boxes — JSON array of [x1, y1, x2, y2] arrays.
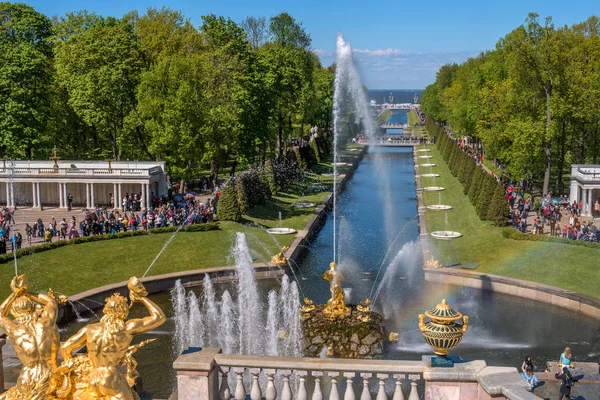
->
[[233, 232, 262, 355], [218, 291, 236, 354], [187, 292, 203, 347], [266, 290, 279, 356]]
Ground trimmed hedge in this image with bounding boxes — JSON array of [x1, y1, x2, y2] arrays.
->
[[502, 228, 600, 249], [217, 181, 242, 222], [487, 183, 510, 226], [0, 223, 220, 264]]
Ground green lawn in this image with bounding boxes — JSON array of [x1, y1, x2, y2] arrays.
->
[[408, 109, 420, 126], [0, 148, 360, 299], [419, 144, 600, 298]]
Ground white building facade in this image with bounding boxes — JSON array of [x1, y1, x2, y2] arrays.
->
[[569, 164, 600, 217], [0, 160, 167, 210]]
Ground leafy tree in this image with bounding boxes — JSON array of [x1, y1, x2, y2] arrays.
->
[[0, 2, 53, 158], [53, 16, 143, 160]]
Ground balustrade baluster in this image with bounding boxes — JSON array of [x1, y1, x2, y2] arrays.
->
[[264, 369, 277, 400], [297, 371, 308, 400], [391, 374, 405, 400], [233, 368, 246, 400], [249, 369, 262, 400], [407, 375, 419, 400], [343, 372, 356, 400], [375, 374, 388, 400], [219, 367, 231, 399], [280, 370, 293, 400], [329, 372, 341, 400], [360, 373, 372, 400], [312, 371, 324, 400]]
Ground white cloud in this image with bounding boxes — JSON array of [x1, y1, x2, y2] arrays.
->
[[353, 48, 406, 56]]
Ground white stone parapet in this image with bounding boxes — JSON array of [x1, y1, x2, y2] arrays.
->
[[172, 349, 538, 400]]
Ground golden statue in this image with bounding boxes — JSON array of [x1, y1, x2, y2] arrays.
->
[[0, 275, 60, 400], [357, 299, 372, 322], [418, 299, 469, 356], [389, 332, 399, 342], [271, 246, 289, 265], [59, 277, 166, 400], [322, 262, 350, 319], [423, 250, 442, 269], [300, 298, 315, 319]]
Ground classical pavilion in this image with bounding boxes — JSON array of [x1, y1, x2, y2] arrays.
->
[[569, 164, 600, 217], [0, 155, 167, 210]]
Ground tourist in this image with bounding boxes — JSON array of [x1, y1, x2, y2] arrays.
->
[[60, 218, 67, 240], [44, 228, 53, 243], [67, 192, 73, 211], [595, 200, 600, 218], [555, 366, 577, 400], [560, 347, 572, 368], [521, 355, 534, 373], [25, 223, 32, 244], [521, 366, 538, 393]]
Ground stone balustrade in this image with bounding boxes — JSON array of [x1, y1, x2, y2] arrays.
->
[[0, 167, 149, 178], [172, 348, 538, 400]]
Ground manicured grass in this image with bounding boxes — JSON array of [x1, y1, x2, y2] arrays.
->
[[419, 144, 600, 298], [408, 109, 420, 126]]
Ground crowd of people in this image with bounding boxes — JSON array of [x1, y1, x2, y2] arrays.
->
[[0, 189, 220, 254], [508, 189, 600, 242]]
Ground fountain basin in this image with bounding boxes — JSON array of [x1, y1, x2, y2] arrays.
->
[[292, 202, 315, 208], [420, 163, 436, 167], [430, 231, 462, 240], [417, 149, 431, 152], [418, 156, 433, 159], [421, 174, 440, 178], [427, 205, 453, 211], [423, 186, 445, 191], [266, 228, 297, 235]]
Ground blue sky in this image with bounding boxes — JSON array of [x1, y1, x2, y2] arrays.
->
[[26, 0, 600, 89]]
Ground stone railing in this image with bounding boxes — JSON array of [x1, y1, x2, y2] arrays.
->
[[572, 166, 600, 182], [0, 167, 152, 178], [173, 348, 537, 400]]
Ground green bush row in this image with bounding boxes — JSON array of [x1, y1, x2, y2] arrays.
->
[[501, 228, 600, 249], [0, 223, 219, 264], [427, 121, 509, 226]]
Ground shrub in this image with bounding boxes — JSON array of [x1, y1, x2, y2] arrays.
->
[[235, 169, 269, 213], [309, 139, 321, 163], [462, 158, 477, 194], [502, 228, 600, 249], [217, 180, 242, 222], [264, 159, 279, 195], [486, 183, 509, 226], [468, 167, 485, 204], [271, 156, 304, 191], [475, 174, 496, 220]]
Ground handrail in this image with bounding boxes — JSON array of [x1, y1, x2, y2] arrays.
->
[[214, 353, 424, 374]]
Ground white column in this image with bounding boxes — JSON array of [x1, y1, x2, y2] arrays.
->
[[140, 183, 146, 210], [60, 183, 64, 208], [85, 183, 90, 209], [32, 183, 37, 208], [582, 189, 588, 215], [113, 183, 117, 208], [37, 183, 42, 210], [146, 183, 151, 209], [118, 183, 122, 210], [64, 183, 68, 208], [588, 188, 593, 216], [5, 182, 9, 207], [9, 182, 14, 208], [90, 183, 95, 208]]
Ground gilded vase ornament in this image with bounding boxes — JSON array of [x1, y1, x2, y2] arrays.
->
[[301, 298, 315, 319], [418, 298, 468, 356], [357, 298, 372, 322], [322, 262, 350, 319], [0, 274, 60, 400], [58, 276, 166, 400]]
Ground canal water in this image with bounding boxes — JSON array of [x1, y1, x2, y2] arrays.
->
[[61, 146, 600, 398]]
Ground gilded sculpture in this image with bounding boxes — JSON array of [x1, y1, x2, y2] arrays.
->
[[418, 298, 469, 356], [59, 276, 166, 400], [0, 275, 60, 400], [271, 246, 290, 266], [322, 262, 350, 319]]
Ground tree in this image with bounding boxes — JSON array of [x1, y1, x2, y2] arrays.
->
[[217, 181, 241, 221], [486, 183, 509, 226], [241, 16, 268, 48], [53, 16, 143, 160], [0, 2, 53, 158]]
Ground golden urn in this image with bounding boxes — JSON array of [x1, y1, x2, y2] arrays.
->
[[418, 299, 468, 356]]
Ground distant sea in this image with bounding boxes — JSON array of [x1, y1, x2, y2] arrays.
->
[[367, 89, 424, 104]]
